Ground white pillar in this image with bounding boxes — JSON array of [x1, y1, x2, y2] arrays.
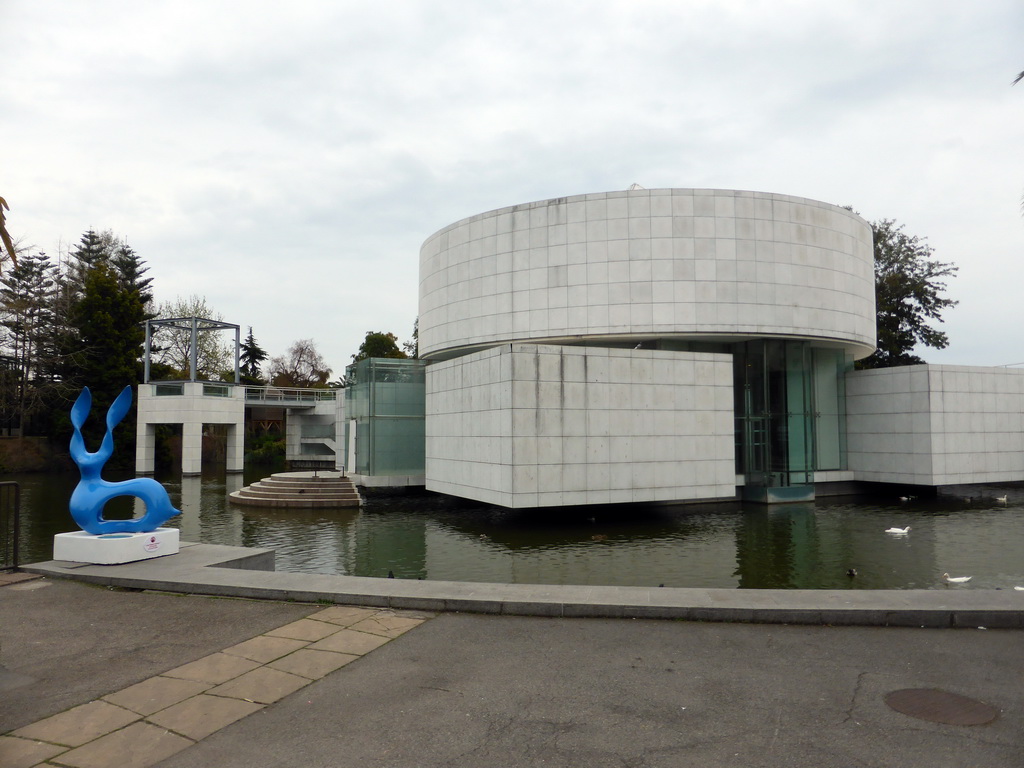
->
[[178, 475, 203, 540], [182, 421, 204, 475], [136, 422, 156, 475], [226, 423, 244, 473]]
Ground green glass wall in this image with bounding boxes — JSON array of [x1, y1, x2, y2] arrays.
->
[[735, 340, 849, 499], [345, 358, 426, 476], [811, 348, 850, 471]]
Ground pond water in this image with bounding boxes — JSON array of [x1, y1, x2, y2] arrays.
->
[[8, 467, 1024, 590]]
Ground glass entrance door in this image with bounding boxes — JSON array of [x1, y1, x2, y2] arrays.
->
[[734, 340, 815, 502]]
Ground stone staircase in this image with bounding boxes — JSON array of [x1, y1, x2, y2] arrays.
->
[[228, 471, 362, 508]]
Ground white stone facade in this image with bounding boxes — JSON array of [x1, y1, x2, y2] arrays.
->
[[420, 188, 875, 360], [418, 188, 876, 507], [426, 344, 735, 507], [135, 382, 245, 475], [847, 365, 1024, 486], [284, 398, 345, 468]]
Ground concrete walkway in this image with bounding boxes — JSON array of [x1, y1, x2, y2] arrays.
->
[[19, 541, 1024, 628], [1, 576, 1021, 768], [0, 577, 429, 768]]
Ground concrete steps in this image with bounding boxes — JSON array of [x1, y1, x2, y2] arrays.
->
[[229, 472, 362, 508]]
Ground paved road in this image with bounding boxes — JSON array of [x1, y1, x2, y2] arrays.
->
[[0, 577, 316, 732], [158, 613, 1022, 767], [2, 578, 1021, 767]]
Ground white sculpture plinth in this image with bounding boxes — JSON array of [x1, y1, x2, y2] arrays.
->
[[53, 528, 180, 565]]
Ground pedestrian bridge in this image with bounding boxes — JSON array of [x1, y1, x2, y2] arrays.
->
[[149, 382, 338, 408], [136, 382, 343, 475]]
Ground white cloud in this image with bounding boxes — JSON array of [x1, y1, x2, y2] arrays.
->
[[4, 0, 1023, 370]]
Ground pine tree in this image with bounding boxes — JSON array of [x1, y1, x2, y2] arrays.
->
[[68, 261, 147, 465], [0, 251, 56, 433], [239, 327, 269, 384], [111, 244, 154, 308]]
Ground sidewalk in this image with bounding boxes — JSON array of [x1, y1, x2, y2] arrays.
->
[[2, 576, 1021, 768], [0, 578, 429, 768]]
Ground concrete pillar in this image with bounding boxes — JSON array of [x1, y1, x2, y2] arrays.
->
[[178, 475, 203, 540], [226, 423, 244, 473], [182, 422, 204, 475], [136, 422, 156, 475]]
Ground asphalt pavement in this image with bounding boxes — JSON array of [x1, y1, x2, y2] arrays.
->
[[2, 576, 1021, 768]]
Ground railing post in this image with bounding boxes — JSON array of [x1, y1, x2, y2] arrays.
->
[[0, 482, 21, 571]]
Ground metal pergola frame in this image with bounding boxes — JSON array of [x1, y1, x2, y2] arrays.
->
[[143, 317, 241, 384]]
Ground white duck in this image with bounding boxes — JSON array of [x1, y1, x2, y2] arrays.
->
[[942, 573, 972, 583], [885, 526, 911, 534], [996, 495, 1008, 503]]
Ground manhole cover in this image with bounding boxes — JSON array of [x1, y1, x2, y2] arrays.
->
[[885, 688, 999, 726]]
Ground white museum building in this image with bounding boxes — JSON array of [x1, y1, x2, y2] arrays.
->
[[415, 188, 1024, 507], [136, 187, 1024, 508]]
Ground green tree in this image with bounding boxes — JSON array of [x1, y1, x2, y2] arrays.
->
[[67, 261, 148, 465], [857, 219, 958, 369], [0, 195, 19, 272], [269, 339, 331, 388], [66, 230, 109, 295], [352, 331, 407, 363], [239, 327, 268, 384], [111, 243, 154, 309], [0, 251, 57, 433], [403, 318, 419, 359]]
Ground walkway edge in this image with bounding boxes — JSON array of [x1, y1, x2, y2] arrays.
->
[[21, 542, 1024, 629]]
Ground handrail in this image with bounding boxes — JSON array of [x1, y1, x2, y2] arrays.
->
[[244, 386, 337, 403], [0, 481, 21, 571]]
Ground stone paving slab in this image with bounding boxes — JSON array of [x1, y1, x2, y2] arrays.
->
[[206, 666, 310, 704], [0, 576, 319, 732], [146, 694, 264, 741], [55, 721, 193, 768], [263, 617, 342, 642], [266, 648, 359, 679], [221, 634, 309, 664], [11, 700, 140, 748], [0, 572, 40, 587], [0, 734, 66, 768], [162, 653, 263, 685], [1, 580, 430, 768], [103, 677, 212, 717], [306, 627, 393, 655]]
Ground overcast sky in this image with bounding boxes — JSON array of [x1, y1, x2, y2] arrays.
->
[[4, 1, 1023, 374]]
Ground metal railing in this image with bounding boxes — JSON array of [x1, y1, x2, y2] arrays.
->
[[0, 482, 21, 571], [202, 383, 232, 398], [245, 387, 338, 404], [154, 382, 185, 396]]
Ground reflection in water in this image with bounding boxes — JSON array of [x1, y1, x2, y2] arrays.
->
[[8, 468, 1024, 590]]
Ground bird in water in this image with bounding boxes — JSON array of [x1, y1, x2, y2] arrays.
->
[[846, 568, 858, 578], [943, 572, 971, 584], [885, 526, 911, 534], [996, 495, 1008, 503]]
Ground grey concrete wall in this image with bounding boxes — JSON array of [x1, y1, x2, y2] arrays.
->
[[419, 188, 875, 361], [846, 365, 1024, 485], [426, 344, 736, 507]]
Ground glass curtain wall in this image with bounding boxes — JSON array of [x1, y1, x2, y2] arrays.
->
[[811, 348, 850, 471], [734, 341, 825, 497], [344, 358, 426, 476]]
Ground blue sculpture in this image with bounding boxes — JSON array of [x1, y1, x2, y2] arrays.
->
[[69, 386, 181, 535]]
